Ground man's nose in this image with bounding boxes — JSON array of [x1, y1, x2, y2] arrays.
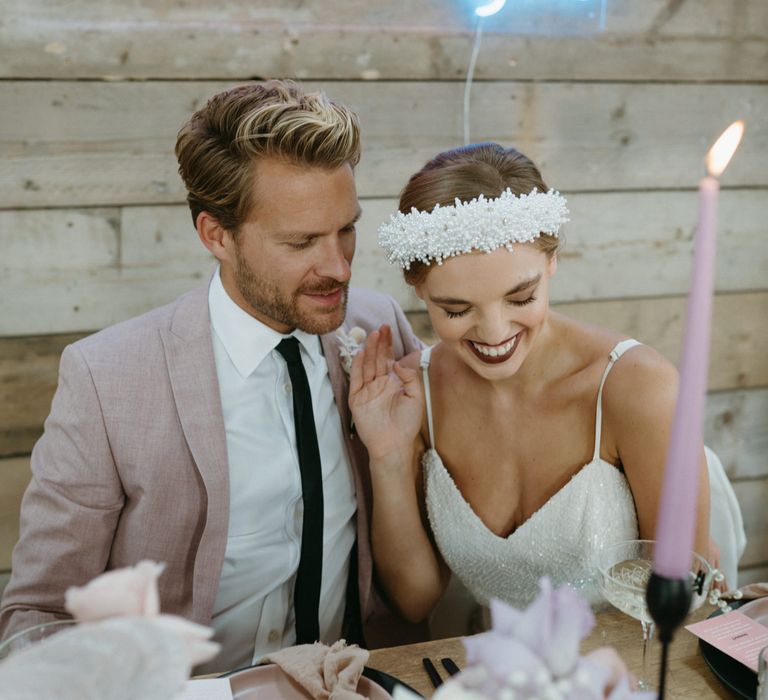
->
[[316, 236, 352, 282]]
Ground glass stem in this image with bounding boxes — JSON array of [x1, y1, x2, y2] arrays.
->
[[638, 620, 656, 690]]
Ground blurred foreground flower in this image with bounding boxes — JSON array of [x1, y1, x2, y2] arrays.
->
[[395, 577, 655, 700]]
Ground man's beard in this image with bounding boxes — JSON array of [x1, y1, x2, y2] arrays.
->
[[233, 246, 348, 335]]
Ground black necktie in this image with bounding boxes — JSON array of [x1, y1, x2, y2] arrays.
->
[[275, 337, 324, 644]]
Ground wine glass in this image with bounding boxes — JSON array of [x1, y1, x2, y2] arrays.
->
[[596, 538, 713, 691], [0, 619, 77, 661]]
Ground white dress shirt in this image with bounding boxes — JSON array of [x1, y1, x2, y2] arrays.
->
[[205, 269, 356, 672]]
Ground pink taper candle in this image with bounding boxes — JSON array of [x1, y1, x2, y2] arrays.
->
[[653, 121, 744, 579]]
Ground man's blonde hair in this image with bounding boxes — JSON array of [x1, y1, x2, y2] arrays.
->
[[175, 80, 361, 234]]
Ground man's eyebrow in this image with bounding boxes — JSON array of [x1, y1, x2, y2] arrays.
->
[[347, 208, 363, 226], [429, 274, 541, 305], [276, 209, 362, 240]]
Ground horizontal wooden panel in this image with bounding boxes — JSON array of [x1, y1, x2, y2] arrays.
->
[[3, 187, 766, 334], [0, 333, 85, 457], [1, 0, 766, 80], [409, 291, 768, 393], [1, 81, 764, 208], [0, 458, 30, 569], [737, 564, 768, 586], [733, 478, 768, 569], [2, 296, 765, 457], [557, 294, 768, 392], [364, 189, 768, 305], [705, 389, 768, 481]]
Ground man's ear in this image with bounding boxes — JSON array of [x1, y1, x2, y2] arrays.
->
[[197, 211, 233, 263]]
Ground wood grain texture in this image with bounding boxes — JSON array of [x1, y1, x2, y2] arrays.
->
[[0, 333, 85, 456], [407, 291, 768, 393], [733, 479, 768, 569], [368, 606, 727, 698], [1, 299, 765, 458], [705, 389, 768, 480], [2, 189, 767, 334], [0, 458, 30, 570], [2, 0, 766, 80], [1, 81, 765, 208]]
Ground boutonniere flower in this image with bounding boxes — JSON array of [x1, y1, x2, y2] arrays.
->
[[336, 326, 367, 375]]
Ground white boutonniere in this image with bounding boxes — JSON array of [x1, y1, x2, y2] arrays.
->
[[336, 326, 367, 375]]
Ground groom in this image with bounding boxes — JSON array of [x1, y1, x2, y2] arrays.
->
[[0, 80, 425, 671]]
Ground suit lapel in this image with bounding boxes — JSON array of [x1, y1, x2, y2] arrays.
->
[[321, 330, 374, 620], [160, 284, 229, 622]]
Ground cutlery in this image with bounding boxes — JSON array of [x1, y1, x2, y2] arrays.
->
[[440, 657, 461, 676], [422, 657, 443, 688]]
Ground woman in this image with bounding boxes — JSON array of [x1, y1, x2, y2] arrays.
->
[[348, 142, 722, 623]]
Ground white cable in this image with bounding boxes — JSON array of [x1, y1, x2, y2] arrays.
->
[[463, 16, 485, 146]]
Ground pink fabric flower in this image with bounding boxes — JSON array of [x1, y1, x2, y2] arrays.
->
[[65, 560, 164, 621], [429, 578, 655, 700]]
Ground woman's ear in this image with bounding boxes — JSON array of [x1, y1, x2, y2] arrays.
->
[[197, 212, 234, 264], [414, 283, 426, 301]]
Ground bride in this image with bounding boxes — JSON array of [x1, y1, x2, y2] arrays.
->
[[348, 142, 724, 623]]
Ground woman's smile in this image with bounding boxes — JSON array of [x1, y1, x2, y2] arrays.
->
[[465, 331, 522, 364]]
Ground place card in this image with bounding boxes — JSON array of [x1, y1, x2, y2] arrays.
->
[[175, 678, 233, 700], [686, 610, 768, 672]]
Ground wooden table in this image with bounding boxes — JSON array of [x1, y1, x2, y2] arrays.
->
[[368, 606, 731, 698]]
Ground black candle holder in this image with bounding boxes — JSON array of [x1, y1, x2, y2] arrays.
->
[[646, 572, 694, 699]]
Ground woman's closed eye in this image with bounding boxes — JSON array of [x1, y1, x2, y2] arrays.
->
[[509, 295, 536, 307], [444, 308, 470, 319]]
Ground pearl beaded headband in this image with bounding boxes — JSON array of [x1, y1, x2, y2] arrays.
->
[[377, 188, 569, 269]]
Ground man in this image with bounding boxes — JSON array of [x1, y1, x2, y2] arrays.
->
[[0, 80, 425, 672]]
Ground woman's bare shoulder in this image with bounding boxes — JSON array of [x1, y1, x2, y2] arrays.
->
[[601, 342, 679, 428]]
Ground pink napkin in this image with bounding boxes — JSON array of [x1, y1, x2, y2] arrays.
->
[[734, 583, 768, 600], [261, 640, 370, 700], [64, 560, 219, 668]]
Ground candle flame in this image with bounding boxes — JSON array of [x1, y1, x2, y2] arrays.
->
[[705, 120, 745, 177]]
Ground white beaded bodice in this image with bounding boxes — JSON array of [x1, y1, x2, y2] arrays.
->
[[422, 340, 640, 609]]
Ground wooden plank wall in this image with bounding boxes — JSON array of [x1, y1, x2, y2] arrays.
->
[[1, 0, 766, 601]]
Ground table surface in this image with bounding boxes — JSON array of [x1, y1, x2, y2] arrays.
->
[[367, 606, 733, 698]]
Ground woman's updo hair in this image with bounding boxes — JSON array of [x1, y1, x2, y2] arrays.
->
[[398, 142, 562, 286]]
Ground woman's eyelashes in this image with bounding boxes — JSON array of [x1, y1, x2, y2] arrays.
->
[[443, 295, 537, 319], [445, 308, 470, 319]]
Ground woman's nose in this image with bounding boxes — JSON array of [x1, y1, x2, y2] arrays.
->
[[477, 310, 513, 346]]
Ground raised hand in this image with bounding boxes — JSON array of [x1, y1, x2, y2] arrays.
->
[[348, 325, 423, 461]]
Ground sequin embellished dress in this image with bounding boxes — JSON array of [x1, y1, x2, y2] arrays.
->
[[421, 339, 640, 609]]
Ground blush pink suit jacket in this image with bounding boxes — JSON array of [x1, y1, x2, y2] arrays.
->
[[0, 283, 427, 651]]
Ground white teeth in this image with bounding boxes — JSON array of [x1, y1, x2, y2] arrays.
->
[[471, 337, 516, 357]]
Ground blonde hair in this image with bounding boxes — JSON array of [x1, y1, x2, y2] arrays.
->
[[175, 79, 361, 234], [398, 143, 561, 286]]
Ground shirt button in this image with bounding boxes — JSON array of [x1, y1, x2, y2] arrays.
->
[[268, 629, 280, 644], [284, 382, 292, 394]]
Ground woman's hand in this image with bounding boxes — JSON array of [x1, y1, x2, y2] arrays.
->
[[348, 325, 423, 461]]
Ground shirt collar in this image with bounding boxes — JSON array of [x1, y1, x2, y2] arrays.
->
[[208, 267, 323, 378]]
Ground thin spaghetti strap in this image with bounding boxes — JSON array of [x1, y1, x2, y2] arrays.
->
[[592, 339, 643, 461], [420, 346, 436, 449]]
